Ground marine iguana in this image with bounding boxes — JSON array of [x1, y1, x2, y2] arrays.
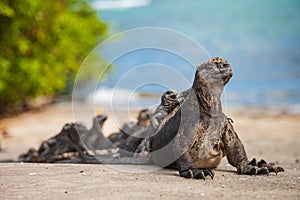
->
[[18, 114, 116, 162], [17, 111, 150, 163], [19, 123, 89, 162], [107, 108, 151, 147], [119, 90, 183, 156], [149, 57, 284, 179]]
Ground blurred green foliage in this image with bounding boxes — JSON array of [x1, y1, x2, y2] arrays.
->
[[0, 0, 107, 112]]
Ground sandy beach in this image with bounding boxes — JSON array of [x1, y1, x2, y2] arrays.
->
[[1, 0, 299, 199], [0, 102, 299, 199]]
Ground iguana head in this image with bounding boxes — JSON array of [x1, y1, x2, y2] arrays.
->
[[93, 114, 108, 129], [193, 57, 233, 94], [208, 57, 232, 85], [161, 90, 179, 112]]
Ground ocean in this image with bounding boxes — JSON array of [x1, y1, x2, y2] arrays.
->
[[82, 0, 300, 110]]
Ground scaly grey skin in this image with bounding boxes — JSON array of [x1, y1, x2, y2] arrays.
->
[[82, 114, 114, 150], [18, 111, 150, 163], [74, 90, 183, 164], [134, 90, 184, 155], [150, 90, 183, 129], [19, 123, 89, 163], [150, 57, 284, 179], [71, 91, 182, 162], [107, 108, 151, 147], [18, 114, 112, 162], [119, 90, 183, 156]]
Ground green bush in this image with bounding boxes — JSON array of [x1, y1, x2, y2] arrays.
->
[[0, 0, 107, 112]]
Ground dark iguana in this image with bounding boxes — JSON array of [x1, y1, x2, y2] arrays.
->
[[18, 111, 150, 163], [119, 90, 183, 156], [18, 114, 113, 162], [149, 57, 284, 179], [19, 123, 89, 162], [107, 108, 151, 147]]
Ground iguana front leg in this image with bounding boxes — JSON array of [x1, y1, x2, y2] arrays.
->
[[177, 152, 215, 179], [221, 118, 284, 175]]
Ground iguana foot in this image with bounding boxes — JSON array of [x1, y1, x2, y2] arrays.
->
[[180, 168, 215, 180], [238, 158, 284, 175]]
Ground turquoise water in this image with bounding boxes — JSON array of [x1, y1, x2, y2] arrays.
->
[[89, 0, 300, 107]]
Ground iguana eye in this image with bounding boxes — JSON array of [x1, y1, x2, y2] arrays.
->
[[213, 143, 220, 151]]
